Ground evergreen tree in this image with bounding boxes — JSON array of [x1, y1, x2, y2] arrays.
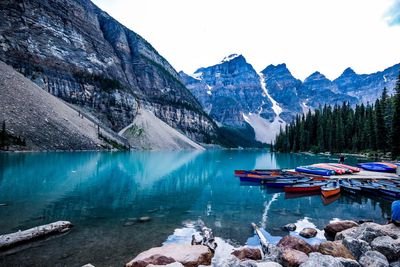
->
[[375, 99, 386, 152], [391, 72, 400, 159]]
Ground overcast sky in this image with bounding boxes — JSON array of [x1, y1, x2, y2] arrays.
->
[[92, 0, 400, 81]]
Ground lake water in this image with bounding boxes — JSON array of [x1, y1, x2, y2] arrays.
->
[[0, 151, 392, 266]]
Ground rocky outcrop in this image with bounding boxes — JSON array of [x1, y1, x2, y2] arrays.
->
[[0, 0, 217, 144], [277, 236, 315, 255], [125, 244, 213, 267], [324, 220, 358, 239]]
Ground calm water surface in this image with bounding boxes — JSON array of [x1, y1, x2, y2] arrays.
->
[[0, 151, 392, 266]]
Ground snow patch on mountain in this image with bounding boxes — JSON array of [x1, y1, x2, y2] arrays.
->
[[220, 54, 240, 63], [243, 112, 283, 144]]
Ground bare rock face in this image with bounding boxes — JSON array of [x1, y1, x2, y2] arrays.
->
[[324, 221, 359, 240], [280, 248, 308, 267], [231, 247, 262, 261], [358, 251, 389, 267], [277, 236, 315, 255], [318, 241, 355, 260], [0, 0, 218, 144], [125, 244, 212, 267], [299, 228, 317, 238]]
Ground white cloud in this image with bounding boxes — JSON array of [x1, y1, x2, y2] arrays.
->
[[93, 0, 400, 80]]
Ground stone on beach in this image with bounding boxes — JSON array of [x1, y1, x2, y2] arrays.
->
[[280, 248, 308, 267], [318, 241, 355, 259], [358, 250, 389, 267], [324, 220, 358, 240], [341, 237, 371, 260], [231, 247, 262, 261], [370, 236, 400, 262], [125, 244, 212, 267], [277, 236, 315, 255], [299, 228, 317, 238]]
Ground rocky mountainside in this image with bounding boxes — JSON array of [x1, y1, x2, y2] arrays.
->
[[0, 60, 128, 151], [180, 54, 274, 127], [182, 56, 399, 143], [0, 0, 217, 144]]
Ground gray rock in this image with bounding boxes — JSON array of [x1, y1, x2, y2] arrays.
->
[[324, 220, 359, 240], [336, 257, 360, 267], [256, 262, 283, 267], [283, 224, 297, 232], [390, 260, 400, 267], [281, 248, 308, 267], [335, 223, 399, 243], [359, 251, 389, 267], [299, 252, 343, 267], [239, 260, 258, 267], [342, 237, 372, 260], [371, 236, 400, 261]]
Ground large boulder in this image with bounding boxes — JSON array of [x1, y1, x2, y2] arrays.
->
[[336, 257, 360, 267], [298, 252, 343, 267], [257, 262, 283, 267], [126, 254, 176, 267], [280, 248, 308, 267], [335, 223, 398, 243], [390, 261, 400, 267], [148, 263, 184, 267], [358, 251, 389, 267], [299, 228, 317, 238], [232, 247, 262, 261], [125, 244, 212, 267], [342, 237, 371, 260], [318, 241, 355, 259], [324, 221, 358, 240], [277, 236, 315, 254], [371, 236, 400, 262]]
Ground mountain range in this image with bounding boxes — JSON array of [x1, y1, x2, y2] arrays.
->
[[0, 0, 398, 150], [180, 54, 399, 143]]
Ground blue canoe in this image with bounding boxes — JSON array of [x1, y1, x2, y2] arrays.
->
[[295, 166, 335, 176], [357, 162, 396, 173]]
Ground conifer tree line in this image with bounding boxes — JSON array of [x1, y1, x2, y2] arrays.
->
[[274, 72, 400, 159]]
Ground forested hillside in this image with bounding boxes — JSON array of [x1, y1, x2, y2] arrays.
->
[[274, 72, 400, 159]]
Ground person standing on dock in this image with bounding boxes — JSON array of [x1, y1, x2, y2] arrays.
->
[[391, 200, 400, 226], [338, 154, 345, 164]]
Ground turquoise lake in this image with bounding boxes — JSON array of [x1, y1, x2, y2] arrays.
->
[[0, 151, 392, 266]]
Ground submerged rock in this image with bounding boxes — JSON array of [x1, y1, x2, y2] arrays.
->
[[318, 241, 355, 259], [125, 244, 212, 267], [281, 248, 308, 267], [277, 236, 315, 255], [138, 217, 151, 223], [231, 247, 262, 261], [358, 250, 389, 267], [371, 236, 400, 261], [299, 228, 317, 238], [283, 224, 297, 232], [324, 221, 358, 240], [342, 237, 371, 260]]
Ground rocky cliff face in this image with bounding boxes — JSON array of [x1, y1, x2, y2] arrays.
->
[[333, 64, 400, 104], [0, 0, 217, 143], [179, 54, 274, 127]]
